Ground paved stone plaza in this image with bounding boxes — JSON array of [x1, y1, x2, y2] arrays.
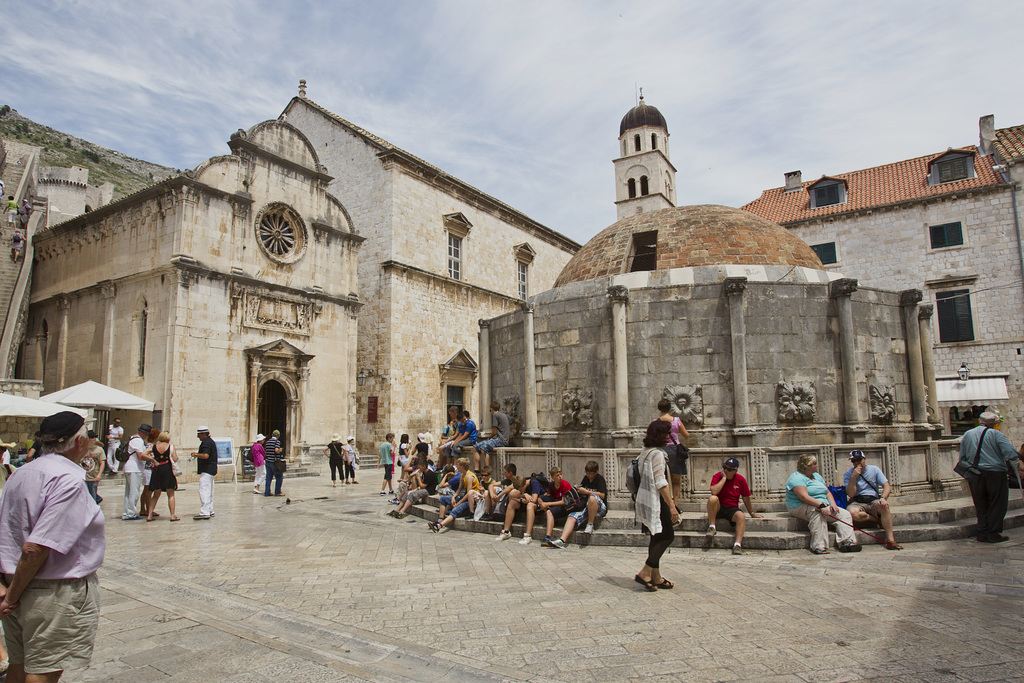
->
[[77, 474, 1024, 683]]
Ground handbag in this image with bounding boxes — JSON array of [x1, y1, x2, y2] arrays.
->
[[954, 427, 988, 484], [274, 459, 288, 474], [170, 445, 182, 477]]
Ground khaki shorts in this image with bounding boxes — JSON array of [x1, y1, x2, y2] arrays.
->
[[847, 498, 883, 518], [2, 574, 100, 674]]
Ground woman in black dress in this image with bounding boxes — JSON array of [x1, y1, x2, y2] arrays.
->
[[146, 431, 179, 521]]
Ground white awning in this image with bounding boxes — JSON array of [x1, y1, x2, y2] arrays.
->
[[935, 377, 1010, 406], [40, 380, 155, 411]]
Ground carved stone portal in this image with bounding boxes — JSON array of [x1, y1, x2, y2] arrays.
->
[[870, 385, 897, 424], [777, 382, 817, 423], [661, 385, 704, 427], [561, 388, 594, 430]]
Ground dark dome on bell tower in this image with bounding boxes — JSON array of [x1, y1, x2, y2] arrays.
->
[[619, 96, 668, 136]]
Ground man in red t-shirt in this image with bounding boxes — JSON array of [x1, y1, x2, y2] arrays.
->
[[706, 457, 762, 555]]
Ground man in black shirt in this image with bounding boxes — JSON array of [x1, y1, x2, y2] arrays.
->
[[193, 427, 218, 520], [545, 460, 608, 548]]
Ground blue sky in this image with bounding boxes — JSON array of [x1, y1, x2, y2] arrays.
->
[[4, 1, 1024, 244]]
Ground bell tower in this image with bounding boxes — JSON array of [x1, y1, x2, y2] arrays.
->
[[613, 93, 676, 221]]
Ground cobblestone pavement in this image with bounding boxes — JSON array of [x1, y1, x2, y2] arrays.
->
[[72, 475, 1024, 682]]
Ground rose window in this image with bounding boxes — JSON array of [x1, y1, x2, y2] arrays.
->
[[255, 204, 307, 264]]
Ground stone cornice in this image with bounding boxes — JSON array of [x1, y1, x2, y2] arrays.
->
[[227, 137, 334, 183], [311, 220, 365, 244], [380, 259, 518, 304]]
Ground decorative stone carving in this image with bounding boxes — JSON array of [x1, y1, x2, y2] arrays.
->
[[561, 388, 594, 430], [606, 285, 629, 303], [724, 276, 747, 296], [241, 289, 312, 336], [829, 278, 859, 298], [502, 395, 521, 423], [870, 385, 898, 424], [661, 385, 704, 427], [478, 318, 491, 329], [776, 381, 817, 422], [918, 304, 934, 320], [520, 301, 535, 314], [899, 289, 923, 306]]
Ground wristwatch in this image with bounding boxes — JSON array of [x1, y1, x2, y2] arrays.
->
[[818, 502, 827, 509]]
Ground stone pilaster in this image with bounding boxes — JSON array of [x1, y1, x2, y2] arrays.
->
[[607, 285, 630, 430], [100, 283, 116, 386], [522, 303, 537, 432], [918, 304, 939, 424], [478, 318, 491, 428], [900, 289, 928, 424], [248, 359, 262, 442], [57, 295, 70, 390], [724, 277, 750, 430], [829, 278, 861, 425]]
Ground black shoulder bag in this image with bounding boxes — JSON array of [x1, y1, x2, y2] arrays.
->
[[954, 427, 988, 485]]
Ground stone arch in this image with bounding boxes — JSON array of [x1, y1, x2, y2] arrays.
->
[[245, 339, 314, 460]]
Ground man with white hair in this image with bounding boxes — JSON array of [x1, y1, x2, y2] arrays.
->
[[0, 411, 106, 680], [958, 412, 1023, 543]]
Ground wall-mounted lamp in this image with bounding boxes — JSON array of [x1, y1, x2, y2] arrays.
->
[[356, 369, 367, 386], [958, 362, 970, 382]]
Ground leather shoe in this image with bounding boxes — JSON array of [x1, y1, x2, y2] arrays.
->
[[982, 534, 1009, 543]]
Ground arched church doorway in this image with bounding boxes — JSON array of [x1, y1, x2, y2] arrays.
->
[[258, 380, 288, 452]]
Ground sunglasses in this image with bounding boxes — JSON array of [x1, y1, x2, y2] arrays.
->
[[723, 467, 737, 472]]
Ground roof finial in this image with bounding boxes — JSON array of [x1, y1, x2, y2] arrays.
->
[[299, 79, 307, 98], [639, 86, 644, 102]]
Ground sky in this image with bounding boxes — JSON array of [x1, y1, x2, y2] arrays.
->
[[4, 1, 1024, 245]]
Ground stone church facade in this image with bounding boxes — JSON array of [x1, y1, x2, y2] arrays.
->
[[25, 120, 361, 466], [282, 91, 579, 449]]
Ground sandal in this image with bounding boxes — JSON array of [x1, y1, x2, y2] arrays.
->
[[655, 579, 674, 590], [169, 517, 181, 522], [885, 541, 903, 550], [634, 575, 658, 592], [810, 547, 829, 555]]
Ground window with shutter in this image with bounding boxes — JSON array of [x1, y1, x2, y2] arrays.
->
[[936, 289, 974, 343], [929, 222, 963, 249], [810, 242, 838, 265]]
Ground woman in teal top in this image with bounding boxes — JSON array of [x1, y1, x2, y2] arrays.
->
[[786, 453, 858, 554]]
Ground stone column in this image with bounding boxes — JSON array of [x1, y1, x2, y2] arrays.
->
[[900, 289, 928, 424], [522, 303, 538, 432], [918, 304, 940, 424], [248, 359, 262, 442], [830, 278, 861, 425], [478, 318, 491, 427], [608, 285, 630, 430], [725, 277, 750, 429], [57, 295, 70, 390], [297, 365, 310, 461], [100, 283, 116, 386], [287, 398, 300, 461]]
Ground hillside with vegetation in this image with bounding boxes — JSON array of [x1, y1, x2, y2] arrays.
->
[[0, 105, 177, 199]]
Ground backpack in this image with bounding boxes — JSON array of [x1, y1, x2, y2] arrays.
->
[[529, 472, 550, 494], [625, 457, 641, 501], [562, 486, 586, 513], [115, 440, 132, 464]]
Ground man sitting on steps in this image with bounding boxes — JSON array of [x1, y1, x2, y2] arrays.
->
[[705, 457, 762, 555], [844, 450, 900, 549]]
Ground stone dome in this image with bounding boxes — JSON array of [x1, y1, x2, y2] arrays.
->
[[619, 99, 668, 136], [554, 205, 824, 287]]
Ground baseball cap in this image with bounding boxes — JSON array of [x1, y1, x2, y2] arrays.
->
[[723, 457, 740, 469], [849, 450, 865, 461]]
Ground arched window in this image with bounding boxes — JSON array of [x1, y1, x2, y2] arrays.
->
[[634, 134, 641, 152], [628, 178, 637, 199], [640, 176, 649, 196], [651, 134, 657, 150]]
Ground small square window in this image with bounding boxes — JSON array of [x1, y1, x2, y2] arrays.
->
[[929, 222, 964, 249], [628, 230, 658, 272], [810, 242, 838, 265], [448, 234, 462, 280], [812, 185, 840, 207], [937, 157, 969, 183], [936, 289, 974, 343]]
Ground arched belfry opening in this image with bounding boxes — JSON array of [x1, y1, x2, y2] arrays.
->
[[246, 339, 314, 460]]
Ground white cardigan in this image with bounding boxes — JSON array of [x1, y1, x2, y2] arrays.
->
[[634, 446, 669, 535]]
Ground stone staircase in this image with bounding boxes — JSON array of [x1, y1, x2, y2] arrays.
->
[[400, 491, 1024, 550], [237, 465, 321, 482]]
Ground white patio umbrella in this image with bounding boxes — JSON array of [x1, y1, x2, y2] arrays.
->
[[0, 393, 87, 418], [40, 380, 155, 411]]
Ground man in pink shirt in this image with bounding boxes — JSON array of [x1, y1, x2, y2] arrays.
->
[[0, 411, 106, 681]]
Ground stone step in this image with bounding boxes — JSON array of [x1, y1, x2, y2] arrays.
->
[[399, 492, 1024, 550]]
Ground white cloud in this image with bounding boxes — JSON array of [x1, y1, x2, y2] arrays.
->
[[3, 1, 1024, 244]]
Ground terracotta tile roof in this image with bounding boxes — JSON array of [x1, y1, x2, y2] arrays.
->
[[742, 145, 1005, 225], [994, 124, 1024, 161]]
